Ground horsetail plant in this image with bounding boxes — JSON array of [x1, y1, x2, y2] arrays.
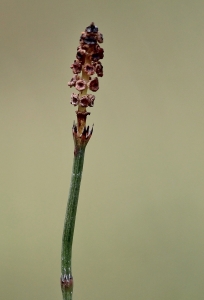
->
[[61, 23, 104, 300]]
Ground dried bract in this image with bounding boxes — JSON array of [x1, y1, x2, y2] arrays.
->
[[75, 79, 87, 91], [71, 60, 82, 74], [88, 94, 95, 107], [80, 95, 90, 107], [76, 48, 86, 63], [88, 77, 99, 92], [97, 32, 103, 43], [68, 75, 80, 87], [83, 63, 95, 76], [70, 93, 79, 106], [94, 61, 103, 77], [91, 46, 104, 62]]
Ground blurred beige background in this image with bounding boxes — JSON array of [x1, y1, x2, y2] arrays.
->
[[1, 0, 204, 299]]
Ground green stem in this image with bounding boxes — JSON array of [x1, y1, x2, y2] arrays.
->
[[61, 145, 86, 300]]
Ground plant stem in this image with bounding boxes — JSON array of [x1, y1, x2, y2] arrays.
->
[[61, 21, 104, 299], [61, 145, 86, 300]]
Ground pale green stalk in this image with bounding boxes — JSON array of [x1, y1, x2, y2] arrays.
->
[[61, 146, 86, 300]]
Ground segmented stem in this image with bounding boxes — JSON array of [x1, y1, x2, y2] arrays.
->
[[61, 146, 86, 299]]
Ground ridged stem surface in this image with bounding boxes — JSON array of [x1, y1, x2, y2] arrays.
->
[[61, 146, 86, 300]]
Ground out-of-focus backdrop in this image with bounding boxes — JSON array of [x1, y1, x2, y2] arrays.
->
[[1, 1, 204, 299]]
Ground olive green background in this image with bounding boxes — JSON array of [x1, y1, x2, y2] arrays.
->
[[1, 1, 204, 299]]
